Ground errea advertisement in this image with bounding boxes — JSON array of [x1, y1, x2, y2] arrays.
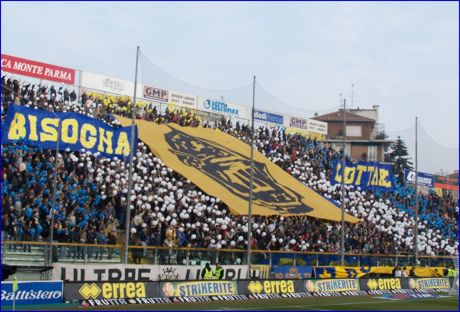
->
[[64, 282, 159, 301], [1, 280, 63, 306], [238, 280, 304, 295]]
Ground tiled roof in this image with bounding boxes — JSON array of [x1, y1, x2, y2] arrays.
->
[[313, 110, 375, 122]]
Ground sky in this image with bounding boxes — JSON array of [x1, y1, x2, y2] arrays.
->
[[1, 1, 458, 172]]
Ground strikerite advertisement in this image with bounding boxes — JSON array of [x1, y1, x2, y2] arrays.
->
[[305, 279, 360, 293], [160, 281, 238, 297], [408, 278, 451, 290]]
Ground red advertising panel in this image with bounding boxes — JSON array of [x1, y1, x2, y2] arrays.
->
[[1, 54, 75, 84], [434, 175, 458, 191]]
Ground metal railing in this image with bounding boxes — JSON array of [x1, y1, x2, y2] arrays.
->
[[1, 241, 453, 268]]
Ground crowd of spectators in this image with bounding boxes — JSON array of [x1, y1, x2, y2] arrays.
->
[[1, 76, 458, 261]]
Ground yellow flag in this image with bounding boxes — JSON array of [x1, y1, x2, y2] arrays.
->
[[13, 275, 18, 292], [116, 116, 359, 222]]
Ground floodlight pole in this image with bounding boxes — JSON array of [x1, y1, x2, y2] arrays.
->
[[124, 46, 140, 264], [414, 117, 419, 265], [340, 99, 347, 266], [48, 117, 61, 266], [247, 76, 256, 277]]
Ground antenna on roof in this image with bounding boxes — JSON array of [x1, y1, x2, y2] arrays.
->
[[351, 83, 354, 109]]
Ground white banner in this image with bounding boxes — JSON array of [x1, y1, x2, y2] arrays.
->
[[197, 97, 250, 119], [289, 116, 308, 129], [307, 119, 328, 135], [80, 71, 135, 96], [52, 263, 251, 282], [143, 85, 169, 103], [168, 91, 197, 109]]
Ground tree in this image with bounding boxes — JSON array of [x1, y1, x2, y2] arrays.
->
[[388, 136, 413, 184], [375, 130, 389, 140]]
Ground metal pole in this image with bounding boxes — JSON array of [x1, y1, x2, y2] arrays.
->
[[340, 99, 347, 266], [48, 116, 61, 266], [351, 84, 354, 108], [414, 117, 419, 265], [247, 76, 256, 277], [124, 46, 140, 264]]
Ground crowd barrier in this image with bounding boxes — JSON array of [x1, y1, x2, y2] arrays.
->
[[62, 277, 454, 303], [1, 277, 453, 306], [1, 241, 454, 268]]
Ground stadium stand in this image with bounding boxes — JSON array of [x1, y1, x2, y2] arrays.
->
[[1, 76, 458, 266]]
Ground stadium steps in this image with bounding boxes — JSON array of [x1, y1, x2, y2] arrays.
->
[[2, 246, 47, 267]]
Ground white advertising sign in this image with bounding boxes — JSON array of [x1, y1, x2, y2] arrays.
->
[[307, 119, 328, 135], [168, 91, 197, 109], [52, 263, 251, 282], [80, 71, 134, 96], [289, 116, 308, 129], [197, 97, 250, 119], [143, 85, 169, 103]]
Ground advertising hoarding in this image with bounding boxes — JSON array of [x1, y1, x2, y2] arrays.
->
[[1, 54, 75, 84], [1, 280, 63, 306]]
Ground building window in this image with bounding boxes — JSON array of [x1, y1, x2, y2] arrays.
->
[[346, 125, 362, 137], [368, 145, 377, 162]]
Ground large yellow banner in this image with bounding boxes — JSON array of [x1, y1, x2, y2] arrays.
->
[[117, 117, 359, 222]]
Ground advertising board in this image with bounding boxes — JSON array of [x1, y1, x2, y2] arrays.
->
[[168, 91, 197, 109], [64, 282, 160, 301], [80, 71, 135, 96], [408, 278, 451, 290], [143, 85, 169, 102], [1, 54, 75, 84], [304, 279, 360, 293], [307, 119, 328, 135], [360, 278, 408, 291], [254, 110, 284, 125], [1, 280, 63, 306], [238, 280, 304, 295], [198, 97, 250, 119], [289, 116, 308, 129], [160, 280, 238, 297], [404, 169, 435, 188]]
